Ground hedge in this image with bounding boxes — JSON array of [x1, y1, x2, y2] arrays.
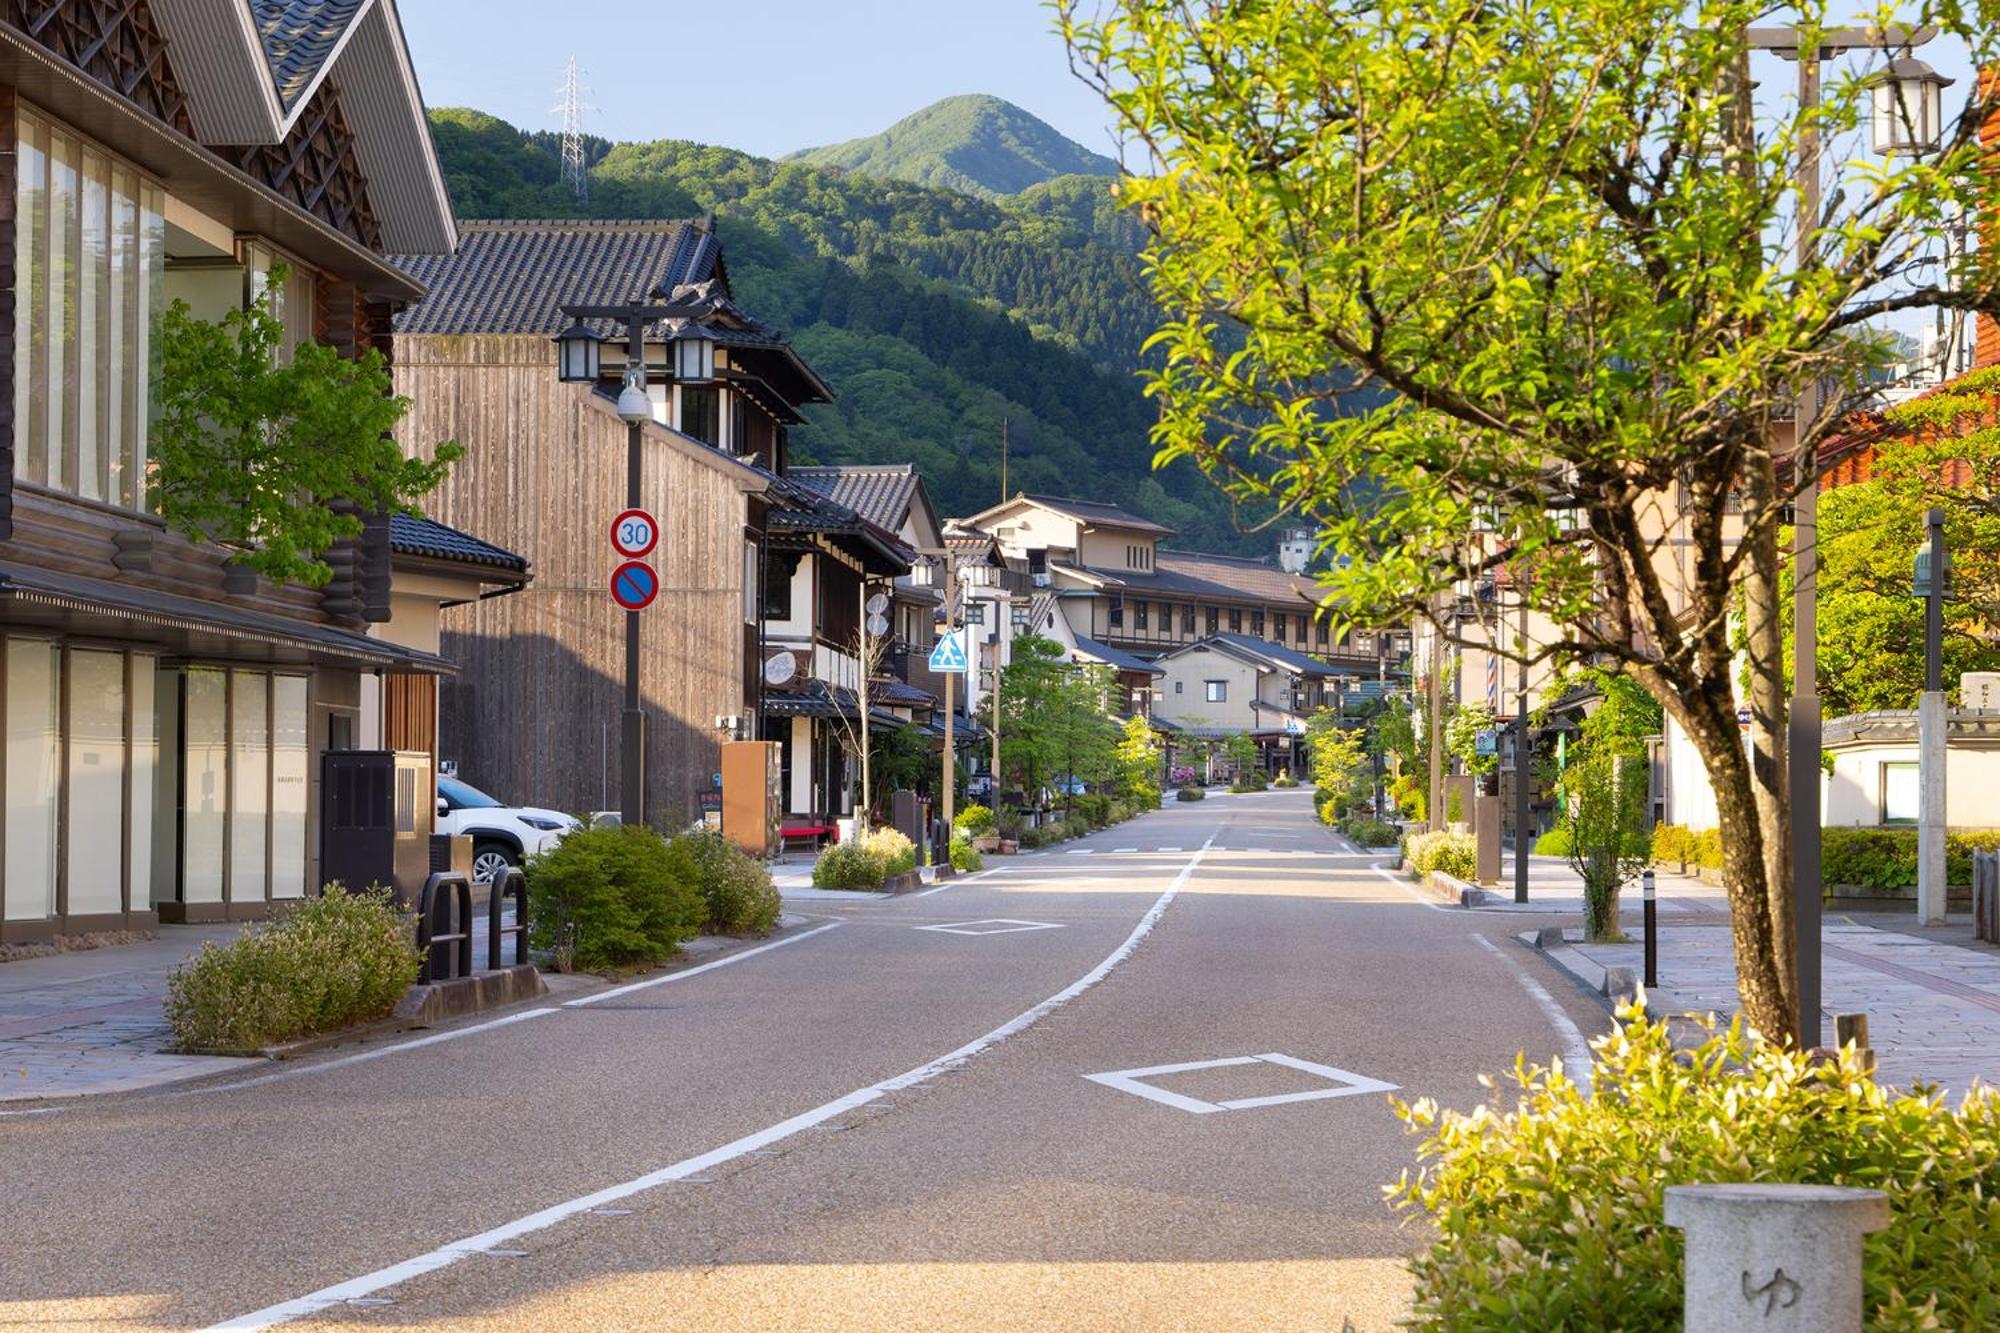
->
[[1646, 823, 2000, 888], [527, 824, 705, 971], [1405, 830, 1476, 880]]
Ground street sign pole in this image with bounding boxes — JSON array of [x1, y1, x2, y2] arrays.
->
[[622, 316, 646, 828], [942, 560, 958, 831]]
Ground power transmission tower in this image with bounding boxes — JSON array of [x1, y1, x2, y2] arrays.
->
[[553, 58, 591, 206]]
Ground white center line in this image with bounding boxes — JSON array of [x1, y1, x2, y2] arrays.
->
[[209, 839, 1215, 1330]]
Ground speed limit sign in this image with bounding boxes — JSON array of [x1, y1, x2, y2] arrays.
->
[[610, 508, 659, 559]]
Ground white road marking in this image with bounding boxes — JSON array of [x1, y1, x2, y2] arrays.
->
[[1113, 847, 1138, 854], [1159, 846, 1182, 853], [1370, 863, 1453, 913], [909, 868, 997, 898], [565, 922, 843, 1008], [1066, 849, 1094, 855], [1084, 1052, 1398, 1114], [1472, 933, 1596, 1090], [210, 840, 1214, 1330], [914, 919, 1065, 936]]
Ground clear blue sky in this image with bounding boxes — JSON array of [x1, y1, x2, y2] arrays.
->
[[399, 0, 1118, 160]]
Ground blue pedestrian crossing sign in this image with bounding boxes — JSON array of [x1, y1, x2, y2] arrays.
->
[[929, 628, 968, 673]]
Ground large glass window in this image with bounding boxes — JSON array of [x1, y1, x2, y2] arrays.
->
[[13, 107, 164, 509], [182, 669, 227, 904], [65, 650, 125, 915], [129, 660, 155, 913], [271, 677, 308, 899], [679, 385, 719, 445], [231, 672, 269, 902], [1882, 762, 1919, 825], [5, 640, 59, 920]]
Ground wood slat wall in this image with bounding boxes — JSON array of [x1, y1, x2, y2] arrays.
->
[[395, 335, 753, 824]]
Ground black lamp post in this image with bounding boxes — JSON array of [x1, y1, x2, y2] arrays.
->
[[554, 302, 716, 827]]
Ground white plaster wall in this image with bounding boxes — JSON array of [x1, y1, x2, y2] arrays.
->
[[1157, 650, 1262, 730], [1827, 741, 2000, 827], [1662, 713, 1721, 830]]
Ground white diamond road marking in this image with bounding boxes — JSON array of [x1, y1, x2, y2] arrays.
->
[[916, 918, 1067, 937], [1084, 1052, 1399, 1114]]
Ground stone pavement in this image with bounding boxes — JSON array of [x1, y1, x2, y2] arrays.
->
[[0, 926, 256, 1103], [1458, 854, 1731, 917], [1536, 918, 2000, 1097]]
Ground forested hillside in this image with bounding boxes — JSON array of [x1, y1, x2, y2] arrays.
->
[[786, 94, 1119, 199], [425, 108, 1268, 552]]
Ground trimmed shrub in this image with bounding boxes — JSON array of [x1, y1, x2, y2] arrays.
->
[[662, 829, 779, 936], [1177, 786, 1206, 802], [1073, 793, 1112, 827], [949, 835, 983, 873], [1169, 764, 1199, 787], [1271, 772, 1299, 788], [1107, 799, 1133, 824], [857, 827, 917, 876], [1693, 826, 1725, 871], [812, 841, 885, 890], [165, 887, 419, 1052], [1338, 816, 1401, 848], [1534, 826, 1573, 857], [1650, 822, 1696, 868], [527, 824, 705, 971], [953, 803, 995, 837], [1392, 1006, 2000, 1330], [1318, 797, 1338, 825], [1405, 830, 1477, 880], [1819, 826, 2000, 889]]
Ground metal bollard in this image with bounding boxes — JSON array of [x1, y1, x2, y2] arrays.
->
[[1642, 868, 1658, 989], [1664, 1184, 1889, 1332]]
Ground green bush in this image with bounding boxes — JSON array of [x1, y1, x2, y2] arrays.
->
[[1391, 1006, 2000, 1330], [1318, 797, 1339, 825], [1271, 772, 1298, 788], [1818, 827, 2000, 890], [812, 841, 886, 890], [1650, 822, 1696, 867], [1107, 798, 1133, 824], [1176, 786, 1206, 802], [527, 824, 705, 971], [953, 803, 996, 837], [1073, 793, 1112, 827], [1338, 816, 1401, 848], [1694, 826, 1725, 870], [857, 826, 917, 876], [1405, 830, 1477, 880], [661, 829, 779, 936], [949, 834, 983, 873], [1534, 826, 1573, 857], [165, 887, 419, 1052]]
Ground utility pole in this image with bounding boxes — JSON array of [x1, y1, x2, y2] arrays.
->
[[990, 634, 1003, 804], [1514, 590, 1531, 903], [1000, 417, 1009, 501], [859, 580, 871, 817], [942, 559, 959, 830], [1427, 599, 1445, 832], [1918, 507, 1948, 923]]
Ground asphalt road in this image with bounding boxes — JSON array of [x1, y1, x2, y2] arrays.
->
[[0, 790, 1611, 1331]]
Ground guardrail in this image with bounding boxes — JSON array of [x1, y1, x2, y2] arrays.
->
[[489, 866, 530, 970], [416, 871, 474, 983]]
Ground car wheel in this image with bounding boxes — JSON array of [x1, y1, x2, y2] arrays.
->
[[472, 842, 516, 883]]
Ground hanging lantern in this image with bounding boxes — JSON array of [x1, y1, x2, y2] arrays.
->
[[1869, 58, 1952, 157], [552, 321, 601, 383], [673, 332, 716, 384]]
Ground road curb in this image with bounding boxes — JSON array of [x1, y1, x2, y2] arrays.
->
[[1517, 927, 1619, 1005]]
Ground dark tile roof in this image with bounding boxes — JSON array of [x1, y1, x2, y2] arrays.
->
[[391, 221, 722, 337], [1173, 632, 1334, 679], [1073, 635, 1165, 678], [768, 487, 916, 573], [389, 515, 530, 578], [789, 465, 920, 533], [869, 677, 936, 708], [251, 0, 365, 112], [1017, 493, 1174, 536], [1055, 548, 1325, 609]]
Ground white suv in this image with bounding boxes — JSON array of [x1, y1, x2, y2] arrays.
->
[[435, 775, 579, 880]]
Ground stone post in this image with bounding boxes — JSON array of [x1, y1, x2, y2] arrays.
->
[[1917, 690, 1948, 925], [1474, 793, 1501, 885], [1663, 1184, 1889, 1332]]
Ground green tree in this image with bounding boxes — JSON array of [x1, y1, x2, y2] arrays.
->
[[1114, 715, 1162, 808], [1445, 704, 1499, 780], [152, 266, 460, 586], [1306, 708, 1369, 812], [1061, 0, 2000, 1044], [1815, 365, 2000, 712], [1560, 752, 1652, 942], [992, 634, 1068, 797]]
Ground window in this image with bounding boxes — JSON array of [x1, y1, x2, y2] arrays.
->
[[1205, 680, 1227, 703], [244, 241, 316, 362], [1228, 609, 1242, 633], [1135, 601, 1149, 629], [967, 601, 987, 625], [1181, 606, 1195, 634], [678, 384, 719, 444], [1317, 620, 1330, 645], [14, 107, 165, 508], [728, 390, 748, 454], [1273, 613, 1286, 642], [1296, 616, 1307, 643], [743, 543, 759, 624], [5, 640, 58, 921], [1206, 607, 1219, 634], [1251, 610, 1265, 636], [764, 549, 802, 620], [1174, 680, 1183, 694], [1353, 631, 1374, 653], [1109, 596, 1124, 628], [1881, 762, 1919, 825]]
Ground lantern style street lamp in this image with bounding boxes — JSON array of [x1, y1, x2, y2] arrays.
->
[[1869, 58, 1953, 156], [553, 321, 600, 383]]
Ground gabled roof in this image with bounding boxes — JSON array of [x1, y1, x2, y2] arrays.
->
[[150, 0, 454, 253], [966, 492, 1175, 537], [1073, 635, 1165, 678], [768, 488, 916, 576], [790, 465, 940, 540], [392, 221, 722, 337], [389, 515, 529, 581], [1048, 547, 1326, 610], [1162, 632, 1336, 679]]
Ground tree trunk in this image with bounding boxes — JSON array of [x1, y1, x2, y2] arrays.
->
[[1739, 451, 1797, 1012], [1670, 679, 1799, 1045]]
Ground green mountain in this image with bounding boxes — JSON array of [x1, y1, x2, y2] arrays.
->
[[785, 94, 1118, 200], [423, 108, 1269, 554]]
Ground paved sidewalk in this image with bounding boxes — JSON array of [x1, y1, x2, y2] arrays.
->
[[1534, 918, 1999, 1097], [1459, 854, 1731, 917], [0, 926, 256, 1103]]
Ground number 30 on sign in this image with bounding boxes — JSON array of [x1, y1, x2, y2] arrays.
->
[[610, 508, 659, 559]]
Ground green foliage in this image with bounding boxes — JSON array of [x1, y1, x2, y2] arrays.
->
[[1337, 816, 1401, 848], [948, 835, 984, 873], [152, 266, 459, 586], [1444, 786, 1464, 825], [868, 723, 933, 810], [786, 94, 1118, 199], [993, 636, 1120, 805], [1445, 704, 1500, 779], [1073, 792, 1112, 827], [1389, 772, 1427, 821], [1651, 823, 1697, 868], [812, 842, 886, 891], [1405, 830, 1476, 881], [857, 827, 918, 877], [526, 825, 704, 971], [1270, 773, 1297, 788], [1820, 827, 2000, 891], [1390, 1006, 2000, 1331], [1694, 828, 1726, 872], [1113, 715, 1162, 808], [953, 803, 996, 837], [661, 830, 780, 936], [1533, 827, 1573, 857], [1176, 786, 1206, 802], [1560, 752, 1650, 941], [1307, 709, 1370, 812], [165, 887, 418, 1052]]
